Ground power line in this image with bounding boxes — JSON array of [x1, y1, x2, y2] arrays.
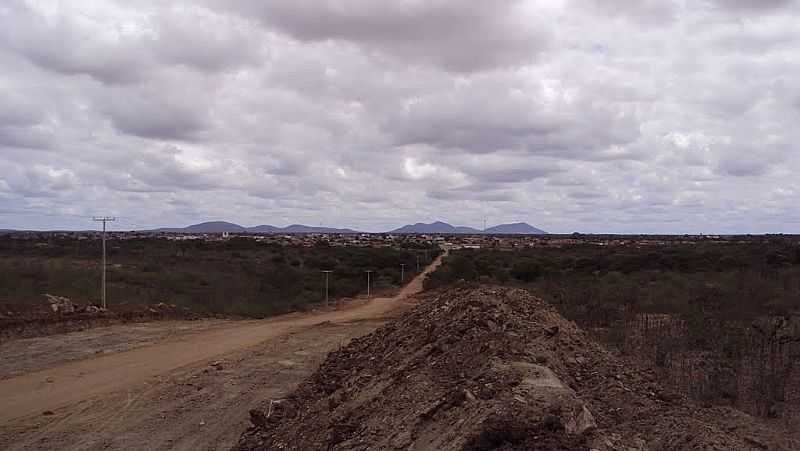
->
[[0, 208, 92, 219], [0, 209, 154, 231], [114, 218, 151, 231]]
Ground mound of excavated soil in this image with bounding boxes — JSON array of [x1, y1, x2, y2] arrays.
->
[[234, 285, 797, 451], [0, 296, 203, 342]]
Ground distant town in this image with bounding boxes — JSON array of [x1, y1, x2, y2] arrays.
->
[[1, 227, 782, 250]]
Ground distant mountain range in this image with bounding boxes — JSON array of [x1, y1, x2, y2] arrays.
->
[[390, 221, 546, 235], [485, 222, 547, 235], [390, 221, 481, 234], [154, 221, 360, 235], [152, 220, 546, 235]]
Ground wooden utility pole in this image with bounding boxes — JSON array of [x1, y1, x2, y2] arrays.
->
[[92, 216, 116, 309], [365, 270, 373, 298], [321, 270, 333, 307]]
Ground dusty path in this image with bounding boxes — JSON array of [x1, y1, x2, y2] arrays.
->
[[0, 319, 238, 380], [0, 251, 445, 450]]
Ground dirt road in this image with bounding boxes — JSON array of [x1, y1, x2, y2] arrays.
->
[[0, 252, 445, 450]]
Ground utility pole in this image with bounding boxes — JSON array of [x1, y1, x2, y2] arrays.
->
[[321, 270, 332, 307], [92, 216, 116, 310], [400, 263, 406, 283], [365, 270, 373, 299], [416, 254, 420, 272]]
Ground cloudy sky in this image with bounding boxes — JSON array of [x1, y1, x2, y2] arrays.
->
[[1, 0, 799, 233]]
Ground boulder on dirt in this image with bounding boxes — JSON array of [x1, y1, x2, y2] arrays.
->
[[564, 405, 597, 436]]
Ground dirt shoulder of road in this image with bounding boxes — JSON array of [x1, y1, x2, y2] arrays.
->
[[0, 299, 209, 343], [0, 319, 244, 380], [0, 319, 387, 451]]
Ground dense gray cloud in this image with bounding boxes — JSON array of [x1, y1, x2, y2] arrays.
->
[[213, 0, 551, 72], [1, 0, 799, 233], [0, 0, 263, 84], [710, 0, 798, 12], [383, 72, 641, 157], [101, 78, 213, 139]]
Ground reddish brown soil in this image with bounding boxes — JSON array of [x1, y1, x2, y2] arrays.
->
[[235, 285, 798, 451]]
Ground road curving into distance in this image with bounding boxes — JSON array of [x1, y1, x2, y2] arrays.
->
[[0, 250, 446, 424]]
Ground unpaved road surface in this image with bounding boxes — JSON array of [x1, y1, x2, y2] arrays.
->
[[0, 319, 237, 380], [0, 252, 445, 450]]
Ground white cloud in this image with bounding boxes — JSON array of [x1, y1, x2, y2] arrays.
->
[[1, 0, 799, 233]]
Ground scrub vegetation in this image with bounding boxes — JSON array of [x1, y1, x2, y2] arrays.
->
[[425, 237, 800, 418], [0, 236, 440, 317]]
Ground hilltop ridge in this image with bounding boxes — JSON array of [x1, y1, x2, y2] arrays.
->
[[235, 285, 793, 450], [150, 221, 547, 235], [154, 222, 360, 234]]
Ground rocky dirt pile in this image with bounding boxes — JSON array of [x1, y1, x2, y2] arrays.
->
[[235, 284, 798, 451], [0, 295, 202, 341]]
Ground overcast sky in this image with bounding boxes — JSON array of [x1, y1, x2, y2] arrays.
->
[[1, 0, 799, 233]]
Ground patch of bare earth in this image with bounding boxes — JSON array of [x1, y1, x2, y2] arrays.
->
[[0, 319, 383, 451], [235, 285, 798, 451], [0, 319, 236, 379]]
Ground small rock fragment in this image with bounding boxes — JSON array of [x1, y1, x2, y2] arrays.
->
[[565, 406, 597, 435]]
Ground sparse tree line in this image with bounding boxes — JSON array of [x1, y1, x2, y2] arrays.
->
[[424, 238, 800, 418], [0, 236, 440, 317]]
